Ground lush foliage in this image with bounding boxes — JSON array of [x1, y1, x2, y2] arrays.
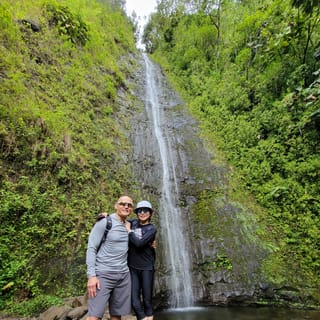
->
[[0, 0, 138, 313], [144, 0, 320, 292]]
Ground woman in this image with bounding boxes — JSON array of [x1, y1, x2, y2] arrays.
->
[[126, 200, 157, 320]]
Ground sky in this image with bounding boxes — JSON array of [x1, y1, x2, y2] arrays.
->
[[125, 0, 157, 29]]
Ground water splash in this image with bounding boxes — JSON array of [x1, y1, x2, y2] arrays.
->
[[143, 53, 194, 307]]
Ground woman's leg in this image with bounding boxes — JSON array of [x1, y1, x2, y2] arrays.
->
[[130, 268, 146, 320], [141, 270, 154, 318]]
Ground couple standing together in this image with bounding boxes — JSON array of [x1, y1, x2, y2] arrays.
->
[[86, 195, 157, 320]]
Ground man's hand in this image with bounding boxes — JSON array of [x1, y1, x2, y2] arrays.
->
[[87, 276, 100, 298]]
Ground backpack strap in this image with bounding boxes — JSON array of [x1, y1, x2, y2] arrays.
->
[[97, 215, 112, 252]]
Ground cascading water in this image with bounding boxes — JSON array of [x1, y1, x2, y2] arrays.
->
[[142, 53, 194, 307]]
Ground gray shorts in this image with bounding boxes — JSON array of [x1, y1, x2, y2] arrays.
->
[[88, 271, 131, 318]]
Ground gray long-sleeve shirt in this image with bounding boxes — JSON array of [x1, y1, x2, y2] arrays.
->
[[86, 213, 129, 277]]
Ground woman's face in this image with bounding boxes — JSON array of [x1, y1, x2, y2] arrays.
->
[[136, 207, 151, 223]]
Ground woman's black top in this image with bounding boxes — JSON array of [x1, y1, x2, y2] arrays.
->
[[128, 219, 157, 271]]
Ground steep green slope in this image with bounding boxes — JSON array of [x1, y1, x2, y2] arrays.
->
[[0, 0, 138, 312], [144, 0, 319, 302]]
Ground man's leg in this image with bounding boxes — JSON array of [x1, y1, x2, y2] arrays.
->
[[109, 272, 132, 318], [87, 273, 111, 320]]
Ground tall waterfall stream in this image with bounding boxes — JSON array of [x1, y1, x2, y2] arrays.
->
[[143, 54, 194, 307]]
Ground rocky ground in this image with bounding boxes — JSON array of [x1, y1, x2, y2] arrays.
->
[[0, 296, 137, 320]]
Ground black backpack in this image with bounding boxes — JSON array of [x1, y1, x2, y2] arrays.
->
[[96, 214, 112, 252]]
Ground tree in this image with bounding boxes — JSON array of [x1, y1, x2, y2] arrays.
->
[[291, 0, 320, 67]]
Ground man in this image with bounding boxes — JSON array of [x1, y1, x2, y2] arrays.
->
[[86, 195, 133, 320]]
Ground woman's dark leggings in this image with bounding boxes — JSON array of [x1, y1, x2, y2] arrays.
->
[[130, 268, 154, 320]]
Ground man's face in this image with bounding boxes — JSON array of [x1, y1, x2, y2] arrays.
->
[[115, 196, 133, 219]]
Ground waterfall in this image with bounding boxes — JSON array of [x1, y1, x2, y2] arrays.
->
[[129, 52, 271, 308], [142, 53, 194, 307]]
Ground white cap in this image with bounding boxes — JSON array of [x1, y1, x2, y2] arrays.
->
[[134, 200, 153, 213]]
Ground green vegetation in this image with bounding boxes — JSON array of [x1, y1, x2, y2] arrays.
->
[[4, 295, 63, 317], [0, 0, 138, 314], [144, 0, 319, 298]]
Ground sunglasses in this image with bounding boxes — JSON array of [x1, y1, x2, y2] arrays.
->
[[118, 202, 133, 208], [136, 208, 151, 214]]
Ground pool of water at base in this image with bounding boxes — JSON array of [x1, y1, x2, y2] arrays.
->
[[154, 306, 320, 320]]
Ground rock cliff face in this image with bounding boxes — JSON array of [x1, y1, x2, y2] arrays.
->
[[125, 53, 271, 308]]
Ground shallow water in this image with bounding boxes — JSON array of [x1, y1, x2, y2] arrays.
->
[[155, 306, 320, 320]]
